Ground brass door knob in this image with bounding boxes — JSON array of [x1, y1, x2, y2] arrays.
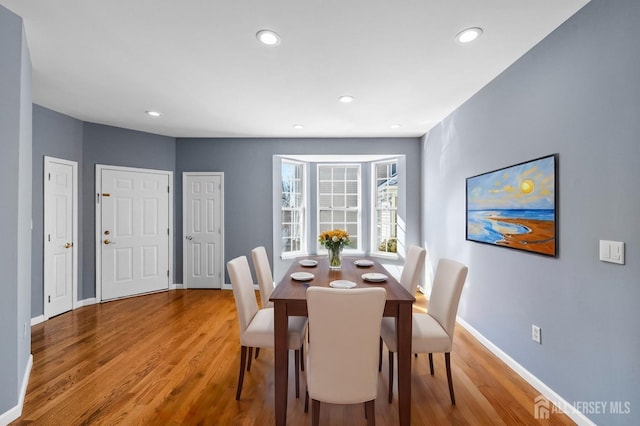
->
[[64, 242, 73, 249], [104, 239, 111, 245]]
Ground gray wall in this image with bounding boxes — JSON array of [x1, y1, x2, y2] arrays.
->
[[81, 123, 176, 298], [0, 4, 32, 415], [176, 138, 422, 283], [31, 105, 83, 316], [422, 0, 639, 424]]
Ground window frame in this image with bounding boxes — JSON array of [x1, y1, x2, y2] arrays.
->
[[370, 159, 400, 259], [316, 163, 362, 253], [280, 159, 307, 259]]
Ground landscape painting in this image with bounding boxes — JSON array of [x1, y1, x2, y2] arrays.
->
[[466, 154, 557, 256]]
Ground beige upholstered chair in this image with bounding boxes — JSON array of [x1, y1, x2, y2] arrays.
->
[[381, 258, 468, 404], [227, 255, 307, 400], [250, 246, 306, 371], [251, 246, 275, 309], [304, 287, 387, 426], [378, 245, 426, 397]]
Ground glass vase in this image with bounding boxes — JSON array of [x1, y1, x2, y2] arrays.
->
[[328, 246, 343, 270]]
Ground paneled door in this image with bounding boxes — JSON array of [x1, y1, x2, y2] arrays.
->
[[183, 173, 224, 289], [97, 166, 172, 301], [44, 156, 77, 318]]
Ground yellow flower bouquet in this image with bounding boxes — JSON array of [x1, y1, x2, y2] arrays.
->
[[318, 229, 350, 269]]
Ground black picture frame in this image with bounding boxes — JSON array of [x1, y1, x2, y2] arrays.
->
[[466, 154, 558, 257]]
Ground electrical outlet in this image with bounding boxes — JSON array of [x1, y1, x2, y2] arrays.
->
[[532, 325, 541, 344]]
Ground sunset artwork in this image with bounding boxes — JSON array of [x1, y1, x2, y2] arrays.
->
[[466, 154, 557, 256]]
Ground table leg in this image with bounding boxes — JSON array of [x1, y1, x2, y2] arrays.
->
[[274, 301, 289, 426], [396, 304, 412, 425]]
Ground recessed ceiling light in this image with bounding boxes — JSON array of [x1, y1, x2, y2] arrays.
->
[[145, 110, 161, 117], [256, 29, 281, 46], [293, 124, 304, 129], [390, 124, 401, 129], [338, 95, 355, 103], [456, 27, 483, 44]]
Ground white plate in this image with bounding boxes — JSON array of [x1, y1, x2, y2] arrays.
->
[[330, 280, 356, 289], [354, 259, 374, 267], [291, 272, 314, 281], [362, 273, 388, 282], [299, 259, 318, 267]]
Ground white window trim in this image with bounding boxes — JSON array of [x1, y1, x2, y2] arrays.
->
[[280, 159, 307, 258], [370, 159, 400, 259], [316, 163, 362, 253]]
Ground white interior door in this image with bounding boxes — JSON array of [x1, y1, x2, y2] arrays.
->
[[44, 156, 77, 318], [98, 166, 171, 300], [183, 173, 224, 289]]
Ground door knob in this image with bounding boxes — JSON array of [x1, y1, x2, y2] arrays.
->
[[64, 242, 73, 249], [186, 235, 193, 240], [104, 230, 110, 235], [104, 239, 112, 244]]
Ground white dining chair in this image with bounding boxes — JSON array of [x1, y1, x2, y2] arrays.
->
[[251, 246, 275, 309], [227, 255, 307, 400], [304, 287, 387, 426], [251, 245, 307, 372], [381, 258, 468, 404], [378, 245, 426, 398]]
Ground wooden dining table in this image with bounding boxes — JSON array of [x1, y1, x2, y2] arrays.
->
[[270, 255, 415, 426]]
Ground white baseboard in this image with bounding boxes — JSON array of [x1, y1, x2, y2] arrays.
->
[[75, 298, 97, 308], [0, 354, 32, 426], [170, 283, 184, 290], [30, 315, 45, 326], [456, 317, 595, 426]]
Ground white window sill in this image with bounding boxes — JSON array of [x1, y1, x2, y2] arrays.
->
[[368, 252, 399, 261], [280, 251, 310, 261]]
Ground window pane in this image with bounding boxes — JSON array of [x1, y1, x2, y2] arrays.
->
[[346, 167, 358, 180], [373, 160, 399, 253], [333, 195, 345, 207], [333, 210, 345, 222], [281, 161, 304, 254], [346, 195, 358, 207], [320, 210, 332, 222], [346, 211, 358, 222], [319, 167, 331, 179], [334, 167, 345, 179], [319, 194, 331, 207]]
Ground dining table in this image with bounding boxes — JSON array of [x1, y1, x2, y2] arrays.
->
[[270, 255, 415, 426]]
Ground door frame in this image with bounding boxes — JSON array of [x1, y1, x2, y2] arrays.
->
[[43, 156, 78, 319], [182, 172, 225, 288], [95, 164, 173, 302]]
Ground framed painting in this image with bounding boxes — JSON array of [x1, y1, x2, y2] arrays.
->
[[466, 154, 558, 257]]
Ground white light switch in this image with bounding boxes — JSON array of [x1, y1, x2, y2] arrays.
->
[[599, 240, 625, 264]]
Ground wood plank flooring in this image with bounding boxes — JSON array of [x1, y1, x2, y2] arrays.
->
[[12, 290, 574, 425]]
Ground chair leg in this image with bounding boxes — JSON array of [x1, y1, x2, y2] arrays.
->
[[378, 337, 383, 372], [304, 389, 309, 413], [445, 352, 455, 405], [247, 347, 253, 371], [428, 353, 434, 375], [365, 400, 376, 426], [300, 341, 305, 372], [236, 346, 247, 400], [388, 350, 394, 403], [294, 349, 300, 398], [255, 347, 260, 359], [312, 399, 321, 426]]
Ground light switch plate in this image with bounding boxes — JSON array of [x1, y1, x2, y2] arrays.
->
[[600, 240, 625, 264]]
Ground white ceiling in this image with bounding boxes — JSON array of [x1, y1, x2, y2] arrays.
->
[[1, 0, 589, 138]]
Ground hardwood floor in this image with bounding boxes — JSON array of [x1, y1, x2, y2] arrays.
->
[[13, 290, 574, 425]]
